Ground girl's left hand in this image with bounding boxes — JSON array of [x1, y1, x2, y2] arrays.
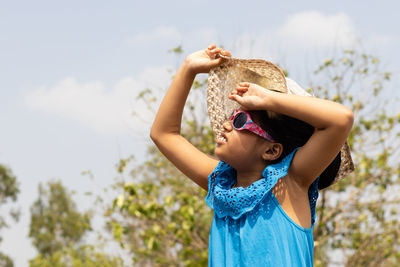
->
[[185, 44, 231, 74], [228, 82, 273, 110]]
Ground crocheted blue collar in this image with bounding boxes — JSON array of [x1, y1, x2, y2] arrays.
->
[[205, 147, 301, 219]]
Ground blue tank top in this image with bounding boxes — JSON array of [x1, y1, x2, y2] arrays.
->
[[205, 147, 319, 267]]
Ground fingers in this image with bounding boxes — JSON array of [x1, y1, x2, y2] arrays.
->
[[236, 82, 249, 93], [205, 48, 222, 59], [228, 94, 244, 105], [230, 89, 245, 98], [230, 82, 250, 100], [228, 93, 238, 100], [207, 44, 231, 59], [211, 48, 223, 59], [207, 44, 222, 54], [221, 49, 231, 57], [231, 81, 252, 95], [238, 82, 250, 88]]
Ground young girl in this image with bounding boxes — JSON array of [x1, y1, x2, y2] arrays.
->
[[150, 44, 354, 266]]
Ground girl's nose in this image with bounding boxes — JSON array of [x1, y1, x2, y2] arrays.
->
[[223, 120, 233, 131]]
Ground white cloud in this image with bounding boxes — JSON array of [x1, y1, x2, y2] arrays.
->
[[277, 11, 359, 48], [227, 11, 360, 63], [226, 11, 372, 73], [128, 26, 182, 45], [25, 66, 172, 135]]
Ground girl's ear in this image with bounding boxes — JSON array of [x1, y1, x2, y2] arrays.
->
[[262, 143, 283, 162]]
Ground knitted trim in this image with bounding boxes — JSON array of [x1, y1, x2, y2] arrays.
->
[[206, 147, 319, 219]]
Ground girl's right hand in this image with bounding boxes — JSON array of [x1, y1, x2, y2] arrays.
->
[[185, 44, 231, 74], [228, 82, 274, 110]]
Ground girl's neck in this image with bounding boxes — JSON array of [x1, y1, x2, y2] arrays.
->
[[230, 158, 271, 188], [233, 166, 266, 188]]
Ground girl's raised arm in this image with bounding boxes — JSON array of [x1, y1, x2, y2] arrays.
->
[[150, 45, 230, 191], [230, 82, 354, 189]]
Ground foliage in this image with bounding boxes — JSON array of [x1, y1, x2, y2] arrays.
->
[[0, 165, 19, 205], [29, 180, 126, 266], [29, 180, 92, 257], [0, 164, 20, 235], [29, 244, 125, 267], [0, 164, 20, 267], [0, 252, 14, 267], [310, 50, 400, 266], [107, 47, 400, 266]]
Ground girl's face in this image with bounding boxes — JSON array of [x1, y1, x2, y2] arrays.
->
[[214, 118, 269, 169]]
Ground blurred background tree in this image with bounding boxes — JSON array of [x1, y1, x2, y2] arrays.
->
[[29, 180, 125, 267], [310, 51, 400, 266], [0, 164, 20, 267], [104, 46, 399, 266]]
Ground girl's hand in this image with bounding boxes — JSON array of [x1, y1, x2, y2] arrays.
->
[[185, 44, 231, 74], [228, 82, 274, 110]]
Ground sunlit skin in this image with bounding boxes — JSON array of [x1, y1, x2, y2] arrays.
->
[[229, 82, 271, 110], [214, 115, 283, 188], [150, 44, 354, 229]]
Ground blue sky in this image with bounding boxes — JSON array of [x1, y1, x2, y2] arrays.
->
[[1, 1, 399, 266]]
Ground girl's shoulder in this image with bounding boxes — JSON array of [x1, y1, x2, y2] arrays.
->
[[272, 173, 319, 228]]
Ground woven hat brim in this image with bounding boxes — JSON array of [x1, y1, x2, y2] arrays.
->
[[207, 57, 287, 140], [206, 56, 354, 185]]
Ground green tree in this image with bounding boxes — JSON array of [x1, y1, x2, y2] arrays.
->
[[106, 47, 399, 266], [29, 180, 126, 266], [29, 244, 125, 267], [0, 164, 20, 267], [29, 180, 92, 256], [310, 51, 400, 266]]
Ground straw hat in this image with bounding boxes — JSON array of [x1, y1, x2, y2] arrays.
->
[[206, 55, 354, 185]]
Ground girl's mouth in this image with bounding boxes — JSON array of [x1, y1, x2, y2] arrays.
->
[[217, 133, 227, 145]]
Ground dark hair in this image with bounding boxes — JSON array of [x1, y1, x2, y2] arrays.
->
[[248, 110, 340, 190]]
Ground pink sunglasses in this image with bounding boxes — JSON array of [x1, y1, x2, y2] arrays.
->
[[230, 109, 276, 143]]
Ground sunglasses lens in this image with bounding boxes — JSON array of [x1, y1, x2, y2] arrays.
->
[[233, 112, 247, 128]]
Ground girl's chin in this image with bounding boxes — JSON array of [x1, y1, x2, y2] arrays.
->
[[214, 148, 224, 160], [214, 149, 231, 164]]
